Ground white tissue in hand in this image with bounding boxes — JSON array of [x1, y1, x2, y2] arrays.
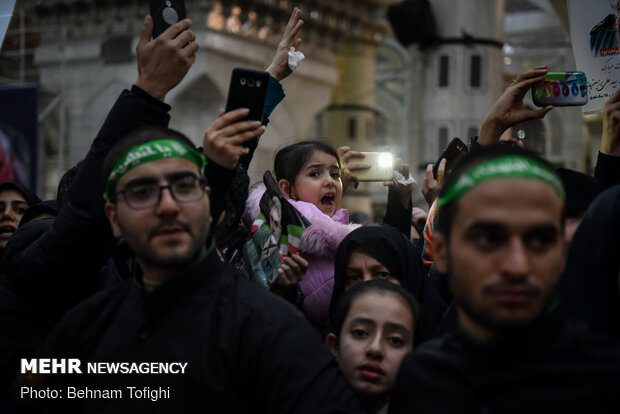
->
[[287, 47, 305, 72], [393, 170, 416, 186]]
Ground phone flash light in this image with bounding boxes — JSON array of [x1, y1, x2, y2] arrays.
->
[[378, 153, 393, 169]]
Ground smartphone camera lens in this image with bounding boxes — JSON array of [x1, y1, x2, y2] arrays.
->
[[240, 78, 246, 86], [162, 2, 179, 25], [248, 78, 255, 87]]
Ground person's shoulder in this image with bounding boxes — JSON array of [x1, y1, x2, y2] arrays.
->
[[33, 278, 136, 355], [591, 14, 615, 35], [212, 265, 303, 319], [415, 331, 462, 353], [390, 333, 471, 412], [232, 273, 303, 317], [214, 271, 325, 353], [562, 329, 620, 363], [63, 278, 135, 320], [401, 331, 465, 372]]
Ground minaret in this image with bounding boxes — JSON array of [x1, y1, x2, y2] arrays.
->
[[409, 0, 505, 166]]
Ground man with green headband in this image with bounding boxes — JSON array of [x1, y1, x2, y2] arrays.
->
[[389, 145, 620, 413], [18, 126, 361, 413]]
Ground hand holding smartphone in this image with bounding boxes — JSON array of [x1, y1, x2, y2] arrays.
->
[[225, 68, 269, 123], [531, 71, 588, 107], [224, 68, 269, 152], [349, 152, 394, 182], [433, 138, 468, 179], [150, 0, 186, 38]]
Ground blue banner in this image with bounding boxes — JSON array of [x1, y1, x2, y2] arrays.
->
[[0, 84, 38, 191]]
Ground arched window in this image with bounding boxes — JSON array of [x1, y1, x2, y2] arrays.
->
[[348, 117, 357, 140]]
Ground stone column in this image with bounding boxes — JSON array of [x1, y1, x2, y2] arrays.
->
[[410, 0, 505, 166]]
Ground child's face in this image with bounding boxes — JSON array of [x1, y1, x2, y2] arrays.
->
[[290, 151, 342, 217], [334, 292, 414, 403]]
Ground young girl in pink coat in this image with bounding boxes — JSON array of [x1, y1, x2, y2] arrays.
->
[[247, 141, 360, 326], [248, 141, 414, 328]]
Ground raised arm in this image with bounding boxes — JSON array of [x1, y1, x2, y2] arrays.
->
[[135, 16, 198, 101], [383, 158, 415, 238], [595, 88, 620, 187], [266, 7, 304, 82], [478, 66, 552, 146], [3, 16, 198, 309]]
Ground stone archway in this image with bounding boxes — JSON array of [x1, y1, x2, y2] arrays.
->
[[168, 74, 226, 146]]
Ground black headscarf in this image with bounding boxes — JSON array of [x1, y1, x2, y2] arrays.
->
[[18, 200, 58, 227], [330, 224, 425, 315], [329, 224, 448, 344], [556, 168, 604, 215], [558, 184, 620, 336], [0, 182, 40, 207]]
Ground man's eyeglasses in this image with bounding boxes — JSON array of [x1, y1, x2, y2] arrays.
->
[[114, 175, 207, 210]]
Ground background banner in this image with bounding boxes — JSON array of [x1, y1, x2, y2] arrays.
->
[[0, 84, 38, 191], [569, 0, 620, 114], [0, 0, 16, 49]]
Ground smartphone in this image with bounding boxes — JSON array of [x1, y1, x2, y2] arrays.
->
[[150, 0, 186, 38], [434, 137, 469, 178], [224, 68, 269, 136], [352, 152, 394, 182], [531, 71, 588, 107]]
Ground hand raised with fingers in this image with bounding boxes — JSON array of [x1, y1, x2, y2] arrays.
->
[[135, 16, 198, 101], [603, 88, 620, 156], [338, 146, 370, 192], [479, 66, 553, 145], [275, 254, 309, 287], [384, 158, 413, 208], [202, 109, 265, 169], [422, 158, 445, 209], [266, 8, 304, 81]]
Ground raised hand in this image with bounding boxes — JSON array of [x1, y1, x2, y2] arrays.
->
[[384, 158, 414, 209], [337, 146, 370, 192], [135, 16, 198, 101], [422, 158, 445, 209], [478, 66, 552, 146], [266, 8, 304, 81], [275, 254, 309, 287], [202, 109, 265, 169]]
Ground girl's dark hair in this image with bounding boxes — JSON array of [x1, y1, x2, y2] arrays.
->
[[273, 140, 341, 184], [329, 279, 420, 338], [101, 126, 199, 201]]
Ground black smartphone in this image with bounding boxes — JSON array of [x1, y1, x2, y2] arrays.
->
[[433, 137, 469, 178], [224, 67, 270, 136], [149, 0, 186, 38]]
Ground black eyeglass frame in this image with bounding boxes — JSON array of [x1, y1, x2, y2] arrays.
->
[[112, 175, 208, 210]]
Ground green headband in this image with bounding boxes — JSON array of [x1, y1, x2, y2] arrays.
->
[[437, 155, 565, 208], [104, 139, 207, 201]]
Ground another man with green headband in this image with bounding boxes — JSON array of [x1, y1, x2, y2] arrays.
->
[[389, 145, 620, 413], [18, 128, 361, 413]]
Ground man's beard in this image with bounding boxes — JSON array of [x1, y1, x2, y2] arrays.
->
[[122, 217, 209, 270], [446, 251, 556, 336], [138, 238, 204, 269]]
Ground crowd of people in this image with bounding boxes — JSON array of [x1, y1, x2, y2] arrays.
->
[[2, 6, 620, 413]]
